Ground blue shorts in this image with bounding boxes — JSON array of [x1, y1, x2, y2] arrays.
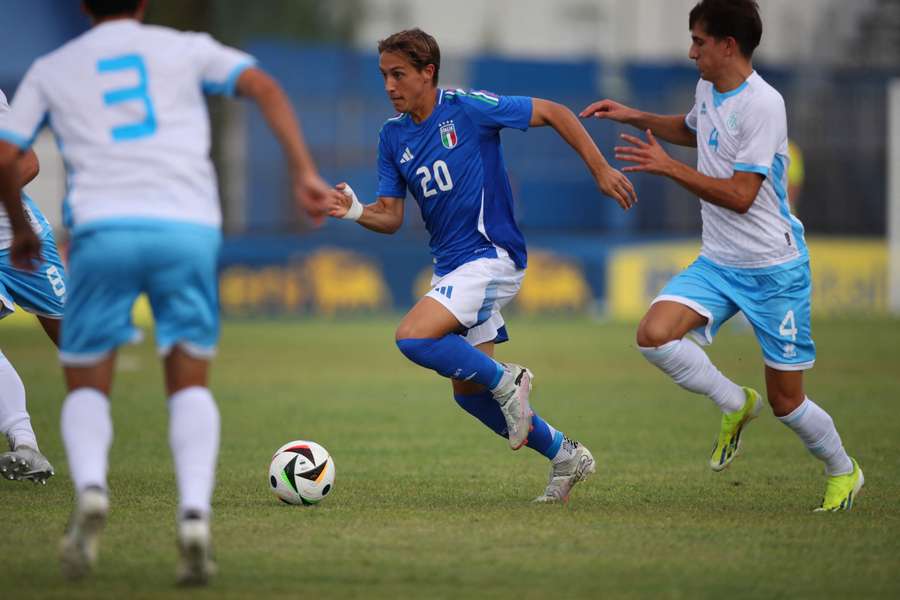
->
[[60, 221, 221, 366], [655, 256, 815, 371], [0, 233, 67, 320]]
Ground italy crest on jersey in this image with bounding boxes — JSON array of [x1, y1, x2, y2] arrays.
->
[[439, 120, 458, 149]]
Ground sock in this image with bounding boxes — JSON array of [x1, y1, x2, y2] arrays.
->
[[397, 336, 504, 388], [169, 386, 220, 518], [0, 351, 38, 450], [61, 388, 113, 493], [777, 397, 853, 476], [639, 339, 745, 414], [454, 391, 566, 461]]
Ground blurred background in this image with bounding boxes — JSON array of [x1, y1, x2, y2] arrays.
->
[[2, 0, 899, 321]]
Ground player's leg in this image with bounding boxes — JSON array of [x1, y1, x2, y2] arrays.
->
[[0, 241, 66, 482], [59, 358, 116, 581], [743, 261, 861, 511], [450, 338, 595, 503], [163, 349, 218, 586], [395, 297, 506, 390], [395, 258, 532, 449], [636, 260, 760, 471], [57, 227, 143, 580], [0, 348, 55, 483], [146, 223, 221, 585], [765, 369, 862, 511], [37, 314, 60, 347]]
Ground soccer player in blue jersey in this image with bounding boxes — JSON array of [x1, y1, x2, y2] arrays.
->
[[581, 0, 862, 511], [0, 0, 331, 584], [327, 28, 636, 503], [0, 89, 63, 485]]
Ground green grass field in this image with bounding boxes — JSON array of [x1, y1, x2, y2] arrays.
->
[[3, 316, 899, 599]]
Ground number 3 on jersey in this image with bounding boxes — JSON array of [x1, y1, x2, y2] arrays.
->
[[416, 160, 453, 198], [97, 54, 157, 142]]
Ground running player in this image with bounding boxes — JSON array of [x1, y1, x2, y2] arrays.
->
[[0, 88, 63, 485], [327, 28, 636, 504], [0, 0, 331, 584], [581, 0, 862, 511]]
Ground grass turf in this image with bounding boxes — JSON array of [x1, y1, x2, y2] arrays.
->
[[2, 316, 899, 599]]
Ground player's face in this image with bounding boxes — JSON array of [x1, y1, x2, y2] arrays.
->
[[689, 24, 730, 82], [379, 51, 433, 114]]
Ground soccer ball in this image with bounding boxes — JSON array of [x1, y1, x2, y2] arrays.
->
[[268, 440, 335, 506]]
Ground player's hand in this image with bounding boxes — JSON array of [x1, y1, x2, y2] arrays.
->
[[579, 99, 640, 124], [293, 172, 332, 226], [595, 166, 637, 210], [326, 183, 354, 218], [615, 130, 675, 176], [9, 227, 41, 271]]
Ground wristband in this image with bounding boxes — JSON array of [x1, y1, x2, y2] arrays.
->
[[340, 184, 364, 221]]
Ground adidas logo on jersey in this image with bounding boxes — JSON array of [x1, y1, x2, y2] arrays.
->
[[400, 147, 414, 164], [434, 285, 453, 299]]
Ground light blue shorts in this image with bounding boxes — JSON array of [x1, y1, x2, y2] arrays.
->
[[655, 256, 815, 371], [0, 233, 67, 320], [59, 221, 221, 366]]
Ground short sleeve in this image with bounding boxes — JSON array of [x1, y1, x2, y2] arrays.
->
[[455, 90, 532, 132], [376, 128, 405, 198], [0, 65, 50, 150], [193, 33, 257, 97], [685, 102, 698, 133], [733, 96, 785, 177], [684, 80, 701, 133]]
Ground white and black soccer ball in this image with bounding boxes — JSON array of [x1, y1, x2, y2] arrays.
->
[[268, 440, 335, 506]]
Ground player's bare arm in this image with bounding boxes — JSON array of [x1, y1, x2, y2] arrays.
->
[[0, 141, 41, 269], [616, 129, 763, 214], [235, 67, 330, 220], [580, 99, 697, 148], [530, 98, 636, 210], [19, 149, 39, 185], [327, 182, 404, 234]]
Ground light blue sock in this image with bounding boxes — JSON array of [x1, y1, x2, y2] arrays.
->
[[396, 336, 504, 388], [454, 391, 564, 460]]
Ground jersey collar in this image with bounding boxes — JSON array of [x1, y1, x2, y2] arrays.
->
[[712, 71, 754, 108]]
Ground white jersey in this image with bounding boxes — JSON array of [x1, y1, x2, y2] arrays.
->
[[685, 71, 807, 271], [0, 20, 255, 232], [0, 89, 51, 250]]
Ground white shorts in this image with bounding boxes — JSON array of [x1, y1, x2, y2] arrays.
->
[[426, 255, 524, 347]]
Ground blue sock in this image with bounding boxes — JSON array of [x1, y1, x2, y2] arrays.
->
[[454, 391, 564, 460], [396, 336, 504, 388]]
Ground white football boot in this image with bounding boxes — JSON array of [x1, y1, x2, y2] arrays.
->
[[176, 512, 216, 586], [492, 363, 534, 450], [59, 486, 109, 580], [0, 445, 55, 484], [533, 441, 596, 504]]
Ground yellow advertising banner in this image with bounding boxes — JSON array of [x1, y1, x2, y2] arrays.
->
[[608, 238, 887, 320]]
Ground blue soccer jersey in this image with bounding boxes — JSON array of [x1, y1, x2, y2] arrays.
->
[[377, 88, 532, 276]]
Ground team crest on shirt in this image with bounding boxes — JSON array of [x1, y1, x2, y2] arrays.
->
[[439, 120, 458, 149], [726, 112, 739, 133], [700, 101, 707, 115]]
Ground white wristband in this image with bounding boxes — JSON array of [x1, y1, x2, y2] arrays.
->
[[340, 184, 364, 221]]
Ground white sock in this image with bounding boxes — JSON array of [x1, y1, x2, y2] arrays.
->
[[61, 388, 113, 493], [0, 351, 38, 450], [551, 435, 579, 465], [777, 397, 853, 476], [169, 386, 220, 518], [639, 339, 745, 414]]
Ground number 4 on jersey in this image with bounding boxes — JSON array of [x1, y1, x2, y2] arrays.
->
[[779, 309, 797, 341]]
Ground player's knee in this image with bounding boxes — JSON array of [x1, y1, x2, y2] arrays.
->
[[636, 319, 677, 348]]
